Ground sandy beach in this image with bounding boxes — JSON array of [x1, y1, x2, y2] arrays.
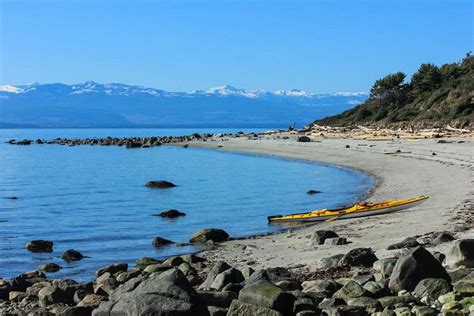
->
[[189, 135, 473, 271]]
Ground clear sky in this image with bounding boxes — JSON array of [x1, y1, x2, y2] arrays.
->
[[0, 0, 472, 93]]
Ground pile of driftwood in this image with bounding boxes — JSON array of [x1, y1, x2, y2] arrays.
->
[[299, 124, 473, 140]]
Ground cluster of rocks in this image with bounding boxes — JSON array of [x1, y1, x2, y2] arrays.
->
[[5, 131, 263, 148], [2, 235, 472, 315]]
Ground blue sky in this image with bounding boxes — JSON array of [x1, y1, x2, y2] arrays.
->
[[1, 0, 472, 93]]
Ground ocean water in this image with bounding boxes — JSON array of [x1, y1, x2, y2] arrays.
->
[[0, 128, 373, 281]]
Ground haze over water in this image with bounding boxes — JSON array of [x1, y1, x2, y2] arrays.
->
[[0, 128, 373, 280]]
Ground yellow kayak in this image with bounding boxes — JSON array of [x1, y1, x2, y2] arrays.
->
[[268, 196, 429, 223]]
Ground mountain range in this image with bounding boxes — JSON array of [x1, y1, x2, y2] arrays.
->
[[0, 81, 367, 128]]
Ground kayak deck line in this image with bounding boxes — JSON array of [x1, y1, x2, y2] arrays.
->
[[268, 195, 429, 223]]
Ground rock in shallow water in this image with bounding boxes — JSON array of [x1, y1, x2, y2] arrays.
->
[[156, 209, 186, 218], [61, 249, 84, 262], [25, 240, 53, 253], [152, 236, 174, 247], [145, 180, 177, 188], [39, 263, 61, 273]]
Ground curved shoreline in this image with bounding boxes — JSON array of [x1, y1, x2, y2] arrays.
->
[[185, 135, 473, 271]]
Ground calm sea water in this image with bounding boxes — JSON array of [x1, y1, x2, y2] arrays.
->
[[0, 128, 373, 281]]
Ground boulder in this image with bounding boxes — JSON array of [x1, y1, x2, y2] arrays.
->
[[435, 232, 455, 244], [152, 236, 174, 247], [156, 209, 186, 218], [310, 230, 339, 246], [386, 237, 420, 250], [302, 279, 341, 297], [61, 249, 84, 262], [293, 297, 319, 314], [413, 278, 451, 301], [339, 248, 378, 267], [446, 239, 474, 268], [320, 254, 344, 268], [39, 263, 61, 273], [307, 190, 321, 195], [373, 258, 398, 278], [92, 268, 207, 315], [25, 240, 53, 253], [453, 281, 474, 296], [38, 285, 67, 307], [10, 271, 47, 292], [197, 290, 237, 308], [388, 247, 451, 292], [238, 280, 295, 315], [96, 263, 128, 278], [145, 180, 177, 188], [77, 294, 107, 308], [210, 268, 244, 291], [345, 296, 381, 312], [324, 237, 347, 246], [227, 299, 282, 316], [190, 228, 229, 243], [297, 136, 311, 142], [135, 256, 161, 268], [333, 280, 367, 299], [378, 295, 418, 309], [199, 261, 231, 290]]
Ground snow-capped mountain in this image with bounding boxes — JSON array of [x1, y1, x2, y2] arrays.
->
[[0, 81, 368, 127]]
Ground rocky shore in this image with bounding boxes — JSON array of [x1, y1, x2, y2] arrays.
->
[[1, 232, 473, 315]]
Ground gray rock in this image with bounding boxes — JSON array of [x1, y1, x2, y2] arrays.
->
[[293, 297, 319, 314], [92, 268, 207, 315], [333, 280, 367, 299], [445, 239, 474, 268], [324, 237, 347, 246], [10, 271, 47, 292], [190, 228, 229, 243], [39, 263, 61, 273], [275, 280, 302, 291], [59, 306, 93, 316], [298, 136, 311, 142], [345, 296, 381, 312], [157, 209, 186, 218], [363, 281, 388, 298], [378, 296, 418, 309], [145, 180, 176, 188], [413, 278, 451, 301], [244, 269, 270, 286], [199, 261, 231, 290], [96, 263, 128, 278], [434, 232, 455, 244], [239, 280, 295, 315], [320, 254, 344, 268], [152, 236, 174, 247], [388, 246, 451, 292], [210, 268, 244, 291], [197, 290, 237, 308], [373, 258, 398, 278], [302, 280, 341, 297], [310, 230, 339, 246], [163, 255, 185, 266], [135, 256, 161, 268], [61, 249, 84, 262], [351, 274, 374, 285], [38, 286, 67, 307], [227, 299, 282, 316], [387, 237, 420, 250], [25, 240, 53, 253], [339, 248, 378, 267], [318, 297, 345, 309], [411, 305, 438, 316]]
